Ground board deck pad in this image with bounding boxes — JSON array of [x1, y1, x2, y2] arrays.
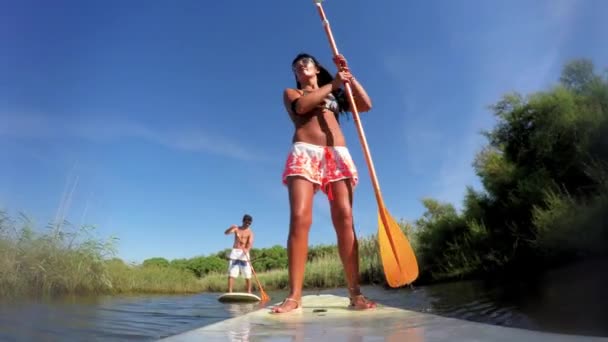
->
[[161, 294, 608, 341], [217, 292, 261, 303]]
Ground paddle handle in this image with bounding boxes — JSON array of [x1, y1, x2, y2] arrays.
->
[[313, 2, 387, 211]]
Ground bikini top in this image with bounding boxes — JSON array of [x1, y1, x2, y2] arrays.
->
[[322, 92, 340, 115]]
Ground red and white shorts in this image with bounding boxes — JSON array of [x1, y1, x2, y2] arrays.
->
[[282, 142, 359, 200]]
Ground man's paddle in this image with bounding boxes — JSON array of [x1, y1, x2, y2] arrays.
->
[[244, 251, 270, 302], [312, 0, 419, 287]]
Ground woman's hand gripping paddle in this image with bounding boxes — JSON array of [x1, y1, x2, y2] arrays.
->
[[312, 0, 419, 287]]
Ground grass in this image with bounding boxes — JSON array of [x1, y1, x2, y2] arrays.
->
[[105, 259, 205, 294], [0, 210, 391, 299], [0, 212, 114, 298], [198, 234, 387, 292], [0, 211, 205, 299], [7, 195, 603, 300]]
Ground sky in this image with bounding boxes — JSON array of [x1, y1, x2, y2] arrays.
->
[[1, 0, 607, 263]]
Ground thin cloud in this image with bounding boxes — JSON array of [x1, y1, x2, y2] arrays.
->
[[0, 112, 263, 162], [0, 112, 54, 138]]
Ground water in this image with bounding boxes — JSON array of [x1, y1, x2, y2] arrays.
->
[[0, 259, 606, 341], [0, 292, 265, 341]]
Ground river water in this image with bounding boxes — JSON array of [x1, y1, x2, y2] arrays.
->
[[0, 259, 606, 341]]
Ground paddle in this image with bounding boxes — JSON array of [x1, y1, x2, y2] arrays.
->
[[311, 0, 419, 287], [243, 251, 270, 302]]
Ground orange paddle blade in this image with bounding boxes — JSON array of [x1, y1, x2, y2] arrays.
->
[[377, 207, 419, 287], [251, 269, 270, 302], [256, 279, 270, 302], [251, 268, 270, 302]]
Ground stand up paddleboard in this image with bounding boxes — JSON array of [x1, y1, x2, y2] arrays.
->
[[161, 294, 608, 342], [217, 292, 261, 303]]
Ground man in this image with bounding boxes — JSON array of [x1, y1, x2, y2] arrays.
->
[[224, 214, 254, 293]]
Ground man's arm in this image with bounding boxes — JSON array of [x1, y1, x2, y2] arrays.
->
[[244, 231, 254, 253], [224, 224, 238, 235]]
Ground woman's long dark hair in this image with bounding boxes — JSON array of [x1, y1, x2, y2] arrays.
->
[[292, 53, 350, 120]]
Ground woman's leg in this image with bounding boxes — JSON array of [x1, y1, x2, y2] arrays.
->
[[328, 179, 376, 309], [271, 176, 315, 313]]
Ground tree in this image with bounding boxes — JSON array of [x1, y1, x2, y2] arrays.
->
[[413, 58, 608, 281], [142, 257, 169, 268], [187, 256, 225, 277], [169, 258, 190, 271], [560, 59, 601, 94]]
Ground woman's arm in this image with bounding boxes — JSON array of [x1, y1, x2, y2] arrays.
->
[[332, 54, 372, 113], [283, 80, 340, 115], [347, 77, 372, 112]]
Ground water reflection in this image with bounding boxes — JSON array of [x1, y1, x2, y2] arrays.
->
[[0, 293, 253, 341], [414, 259, 608, 336], [223, 303, 257, 341], [225, 302, 259, 316]]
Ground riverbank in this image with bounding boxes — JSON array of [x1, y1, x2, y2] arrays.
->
[[0, 211, 384, 298], [0, 212, 206, 299], [2, 204, 606, 299], [198, 251, 382, 293]]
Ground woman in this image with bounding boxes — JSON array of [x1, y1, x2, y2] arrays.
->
[[271, 53, 377, 313]]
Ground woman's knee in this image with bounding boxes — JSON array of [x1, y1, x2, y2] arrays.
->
[[288, 177, 315, 230], [290, 209, 312, 231], [331, 204, 353, 226]]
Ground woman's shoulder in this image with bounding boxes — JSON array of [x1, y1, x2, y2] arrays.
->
[[283, 88, 305, 105], [284, 87, 304, 95]]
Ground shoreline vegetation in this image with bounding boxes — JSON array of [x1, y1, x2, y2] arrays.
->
[[2, 59, 607, 299]]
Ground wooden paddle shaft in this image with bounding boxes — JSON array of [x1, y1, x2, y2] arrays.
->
[[313, 2, 389, 218]]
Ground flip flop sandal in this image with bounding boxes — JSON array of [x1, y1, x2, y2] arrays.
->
[[269, 297, 302, 314], [348, 294, 377, 310]]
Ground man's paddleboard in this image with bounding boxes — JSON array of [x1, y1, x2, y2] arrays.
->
[[160, 294, 608, 341], [217, 292, 261, 303]]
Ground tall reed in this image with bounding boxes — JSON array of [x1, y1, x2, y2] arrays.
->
[[0, 211, 204, 299]]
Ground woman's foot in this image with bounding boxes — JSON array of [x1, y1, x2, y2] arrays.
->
[[270, 297, 301, 314], [348, 294, 377, 310]]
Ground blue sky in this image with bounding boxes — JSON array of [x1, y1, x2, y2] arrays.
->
[[1, 0, 607, 263]]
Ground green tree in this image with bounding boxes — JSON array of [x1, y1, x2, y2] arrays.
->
[[187, 256, 225, 277], [248, 245, 287, 271], [143, 257, 169, 268], [560, 58, 602, 94], [307, 244, 337, 261], [170, 258, 190, 272], [413, 58, 608, 281]]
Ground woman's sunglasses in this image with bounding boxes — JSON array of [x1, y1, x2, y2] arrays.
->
[[292, 57, 315, 71]]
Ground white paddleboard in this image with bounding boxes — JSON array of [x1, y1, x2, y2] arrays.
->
[[217, 292, 261, 303], [161, 294, 608, 341]]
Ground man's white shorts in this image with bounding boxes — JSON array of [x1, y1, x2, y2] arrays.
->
[[227, 248, 251, 279], [228, 259, 252, 279]]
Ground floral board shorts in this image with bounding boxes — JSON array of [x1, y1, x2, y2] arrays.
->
[[281, 142, 359, 200]]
